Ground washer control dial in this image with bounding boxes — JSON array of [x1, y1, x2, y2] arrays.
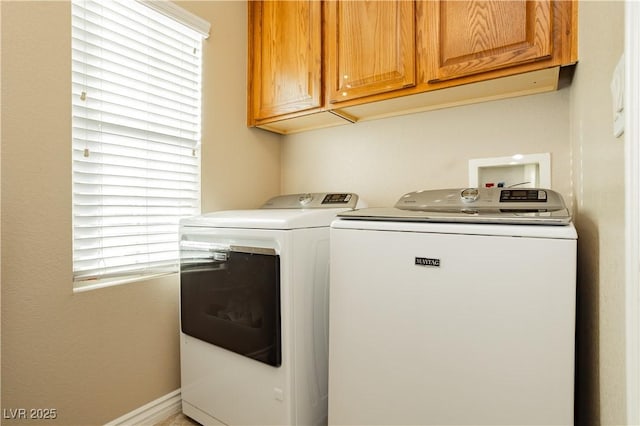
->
[[460, 188, 479, 203]]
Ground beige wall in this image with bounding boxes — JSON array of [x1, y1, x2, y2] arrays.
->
[[0, 1, 280, 425], [282, 89, 572, 206], [570, 1, 627, 425]]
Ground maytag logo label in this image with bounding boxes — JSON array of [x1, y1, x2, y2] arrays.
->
[[415, 257, 440, 267]]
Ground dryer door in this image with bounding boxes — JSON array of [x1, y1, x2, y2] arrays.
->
[[180, 239, 281, 367]]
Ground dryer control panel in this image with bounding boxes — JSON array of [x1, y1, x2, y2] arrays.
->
[[262, 193, 359, 209]]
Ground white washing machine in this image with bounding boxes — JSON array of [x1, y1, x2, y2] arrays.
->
[[329, 188, 577, 425], [179, 193, 360, 426]]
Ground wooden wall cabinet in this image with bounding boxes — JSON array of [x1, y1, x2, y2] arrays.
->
[[324, 1, 416, 104], [247, 0, 577, 135], [247, 1, 323, 124], [424, 0, 553, 82]]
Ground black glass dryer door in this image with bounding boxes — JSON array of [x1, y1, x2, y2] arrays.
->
[[180, 241, 281, 367]]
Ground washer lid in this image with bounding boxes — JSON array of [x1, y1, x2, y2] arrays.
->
[[338, 188, 572, 225], [332, 214, 577, 239]]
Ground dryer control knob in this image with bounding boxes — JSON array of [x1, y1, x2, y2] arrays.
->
[[299, 193, 313, 206], [461, 188, 479, 203]]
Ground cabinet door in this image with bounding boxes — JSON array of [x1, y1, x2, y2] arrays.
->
[[248, 1, 322, 122], [325, 1, 416, 104], [425, 0, 553, 82]]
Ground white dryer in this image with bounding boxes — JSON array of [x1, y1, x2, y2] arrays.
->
[[179, 193, 359, 426], [329, 188, 577, 425]]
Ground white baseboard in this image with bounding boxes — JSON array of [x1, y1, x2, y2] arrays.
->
[[105, 389, 182, 426]]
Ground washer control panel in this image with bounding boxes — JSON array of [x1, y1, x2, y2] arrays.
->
[[262, 193, 359, 209], [499, 189, 548, 202], [395, 187, 564, 212]]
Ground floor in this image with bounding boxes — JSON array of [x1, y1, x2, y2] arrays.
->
[[154, 412, 201, 426]]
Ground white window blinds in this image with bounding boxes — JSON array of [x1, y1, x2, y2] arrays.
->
[[72, 0, 205, 285]]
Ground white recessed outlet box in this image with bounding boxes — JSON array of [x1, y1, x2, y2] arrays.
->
[[469, 153, 551, 189]]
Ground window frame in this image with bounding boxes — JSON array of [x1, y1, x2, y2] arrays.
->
[[71, 0, 209, 291]]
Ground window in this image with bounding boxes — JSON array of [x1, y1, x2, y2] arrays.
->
[[72, 0, 209, 288]]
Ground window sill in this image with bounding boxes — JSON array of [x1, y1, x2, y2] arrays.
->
[[73, 272, 176, 293]]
